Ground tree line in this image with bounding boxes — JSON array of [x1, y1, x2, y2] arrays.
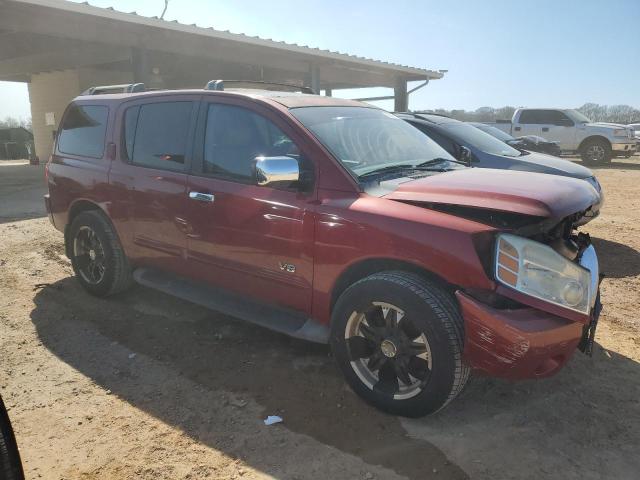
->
[[413, 103, 640, 124], [0, 117, 32, 131], [1, 102, 638, 132]]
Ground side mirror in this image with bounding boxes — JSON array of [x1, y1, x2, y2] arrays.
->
[[254, 156, 300, 189], [458, 146, 472, 166], [51, 129, 57, 140]]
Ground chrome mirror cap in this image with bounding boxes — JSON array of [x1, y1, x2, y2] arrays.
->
[[255, 156, 300, 188]]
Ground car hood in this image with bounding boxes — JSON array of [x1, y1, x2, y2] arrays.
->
[[585, 123, 635, 138], [587, 122, 627, 128], [383, 168, 600, 222], [500, 150, 593, 179]]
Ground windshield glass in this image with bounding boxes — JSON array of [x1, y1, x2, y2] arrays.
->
[[442, 123, 522, 157], [565, 109, 592, 123], [470, 123, 515, 142], [289, 106, 460, 179]]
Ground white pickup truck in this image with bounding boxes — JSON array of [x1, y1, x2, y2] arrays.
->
[[488, 108, 636, 164]]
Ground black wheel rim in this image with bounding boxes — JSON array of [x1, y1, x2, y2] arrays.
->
[[73, 226, 106, 285], [345, 302, 432, 400]]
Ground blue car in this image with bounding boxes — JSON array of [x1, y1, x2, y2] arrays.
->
[[398, 112, 602, 224]]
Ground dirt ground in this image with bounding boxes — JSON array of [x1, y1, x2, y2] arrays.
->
[[1, 159, 639, 479]]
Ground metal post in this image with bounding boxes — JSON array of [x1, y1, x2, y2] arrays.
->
[[394, 77, 408, 112]]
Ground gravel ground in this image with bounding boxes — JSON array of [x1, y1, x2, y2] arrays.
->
[[0, 159, 639, 479]]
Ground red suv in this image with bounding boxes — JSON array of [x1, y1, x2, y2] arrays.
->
[[45, 82, 602, 417]]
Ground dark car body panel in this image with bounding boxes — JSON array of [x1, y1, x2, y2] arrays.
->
[[46, 90, 601, 380], [402, 113, 595, 179]]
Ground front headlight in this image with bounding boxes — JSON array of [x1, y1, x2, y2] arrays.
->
[[585, 176, 602, 193], [612, 128, 630, 138], [495, 234, 592, 314]]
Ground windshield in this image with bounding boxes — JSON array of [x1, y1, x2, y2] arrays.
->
[[470, 123, 515, 142], [442, 123, 522, 157], [290, 106, 461, 179], [565, 109, 592, 123]]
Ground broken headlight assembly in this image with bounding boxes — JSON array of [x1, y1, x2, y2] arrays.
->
[[494, 233, 592, 314]]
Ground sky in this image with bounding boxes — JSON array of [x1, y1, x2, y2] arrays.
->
[[1, 0, 639, 120]]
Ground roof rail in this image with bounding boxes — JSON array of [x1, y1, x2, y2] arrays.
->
[[411, 110, 451, 118], [82, 83, 145, 95], [204, 79, 315, 94]]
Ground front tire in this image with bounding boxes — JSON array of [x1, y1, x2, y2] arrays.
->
[[580, 138, 611, 165], [330, 271, 469, 417], [67, 211, 132, 297], [0, 395, 24, 480]]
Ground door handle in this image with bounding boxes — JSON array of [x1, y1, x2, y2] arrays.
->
[[542, 127, 549, 132], [189, 191, 215, 203]]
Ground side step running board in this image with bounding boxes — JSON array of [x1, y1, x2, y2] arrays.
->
[[133, 268, 329, 344]]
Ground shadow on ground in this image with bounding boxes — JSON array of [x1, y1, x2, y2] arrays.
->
[[30, 278, 468, 479], [401, 341, 640, 480], [29, 275, 640, 479], [591, 236, 640, 278], [570, 158, 640, 170]]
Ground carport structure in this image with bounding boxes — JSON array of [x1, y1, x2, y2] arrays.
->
[[0, 0, 445, 159]]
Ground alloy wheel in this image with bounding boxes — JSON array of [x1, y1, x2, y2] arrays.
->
[[73, 226, 106, 284], [344, 302, 432, 400], [586, 144, 605, 162]]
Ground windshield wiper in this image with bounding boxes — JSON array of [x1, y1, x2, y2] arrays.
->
[[416, 157, 468, 167], [358, 157, 467, 180], [358, 164, 418, 179], [359, 161, 462, 180]]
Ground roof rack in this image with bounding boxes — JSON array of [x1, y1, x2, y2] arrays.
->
[[204, 79, 315, 94], [82, 83, 145, 95]]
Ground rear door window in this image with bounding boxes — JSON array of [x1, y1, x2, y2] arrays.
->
[[518, 110, 544, 124], [57, 104, 108, 158], [124, 101, 194, 172]]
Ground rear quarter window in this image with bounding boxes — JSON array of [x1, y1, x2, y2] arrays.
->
[[57, 104, 109, 158]]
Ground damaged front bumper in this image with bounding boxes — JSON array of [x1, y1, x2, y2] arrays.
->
[[458, 244, 602, 379]]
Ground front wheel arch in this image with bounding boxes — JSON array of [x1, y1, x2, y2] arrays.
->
[[329, 258, 453, 317], [578, 135, 612, 162], [330, 270, 470, 416]]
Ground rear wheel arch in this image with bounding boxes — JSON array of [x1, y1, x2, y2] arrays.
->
[[64, 201, 117, 258], [330, 258, 453, 316]]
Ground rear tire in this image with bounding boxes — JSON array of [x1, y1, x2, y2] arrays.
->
[[580, 138, 611, 165], [67, 211, 132, 297], [330, 271, 469, 417]]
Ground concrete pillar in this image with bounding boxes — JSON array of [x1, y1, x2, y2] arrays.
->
[[131, 47, 150, 84], [28, 70, 81, 160], [309, 64, 320, 94], [394, 78, 408, 112]]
